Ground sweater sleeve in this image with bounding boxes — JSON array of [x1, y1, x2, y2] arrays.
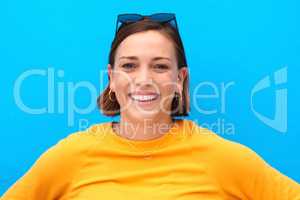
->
[[0, 132, 89, 200], [243, 148, 300, 200], [217, 140, 300, 200]]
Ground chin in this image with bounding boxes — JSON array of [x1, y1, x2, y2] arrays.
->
[[127, 108, 161, 121]]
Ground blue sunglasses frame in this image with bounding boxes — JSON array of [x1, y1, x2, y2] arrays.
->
[[115, 13, 179, 36]]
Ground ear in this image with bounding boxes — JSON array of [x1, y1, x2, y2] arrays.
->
[[107, 64, 115, 91], [176, 67, 188, 93]]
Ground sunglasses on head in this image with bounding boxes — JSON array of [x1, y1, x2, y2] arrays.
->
[[115, 13, 178, 36]]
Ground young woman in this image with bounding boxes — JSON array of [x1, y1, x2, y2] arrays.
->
[[1, 13, 300, 200]]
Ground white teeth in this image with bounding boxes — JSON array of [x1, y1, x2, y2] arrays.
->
[[130, 95, 158, 101]]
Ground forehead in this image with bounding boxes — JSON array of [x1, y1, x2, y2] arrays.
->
[[115, 30, 176, 60]]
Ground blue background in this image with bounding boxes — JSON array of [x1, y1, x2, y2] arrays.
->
[[0, 0, 299, 195]]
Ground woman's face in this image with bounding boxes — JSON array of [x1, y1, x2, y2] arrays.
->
[[108, 30, 187, 122]]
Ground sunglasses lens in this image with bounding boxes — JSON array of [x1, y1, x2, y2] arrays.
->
[[168, 20, 177, 28], [118, 14, 143, 23], [149, 13, 175, 22]]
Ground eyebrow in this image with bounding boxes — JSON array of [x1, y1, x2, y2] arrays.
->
[[119, 56, 171, 61]]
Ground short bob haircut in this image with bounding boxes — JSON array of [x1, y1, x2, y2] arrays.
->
[[97, 19, 190, 117]]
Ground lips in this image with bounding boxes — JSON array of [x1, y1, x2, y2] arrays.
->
[[128, 92, 160, 102]]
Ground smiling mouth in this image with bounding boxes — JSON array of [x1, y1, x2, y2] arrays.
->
[[128, 94, 160, 102]]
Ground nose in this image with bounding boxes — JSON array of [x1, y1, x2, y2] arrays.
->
[[134, 66, 154, 87]]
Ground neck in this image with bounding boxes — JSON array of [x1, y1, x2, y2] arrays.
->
[[113, 114, 175, 141]]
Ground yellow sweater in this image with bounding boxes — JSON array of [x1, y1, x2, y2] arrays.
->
[[1, 119, 300, 200]]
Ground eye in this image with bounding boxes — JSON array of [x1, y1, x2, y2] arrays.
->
[[121, 63, 136, 70], [154, 64, 169, 71]]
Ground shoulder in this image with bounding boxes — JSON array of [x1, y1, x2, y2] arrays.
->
[[184, 120, 279, 196], [31, 122, 111, 174], [0, 122, 112, 199], [48, 121, 111, 156], [183, 119, 267, 175]]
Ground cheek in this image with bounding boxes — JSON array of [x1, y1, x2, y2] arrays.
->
[[113, 76, 131, 103], [157, 81, 177, 109], [158, 75, 178, 94]]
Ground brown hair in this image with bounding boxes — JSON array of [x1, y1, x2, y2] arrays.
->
[[97, 19, 190, 117]]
